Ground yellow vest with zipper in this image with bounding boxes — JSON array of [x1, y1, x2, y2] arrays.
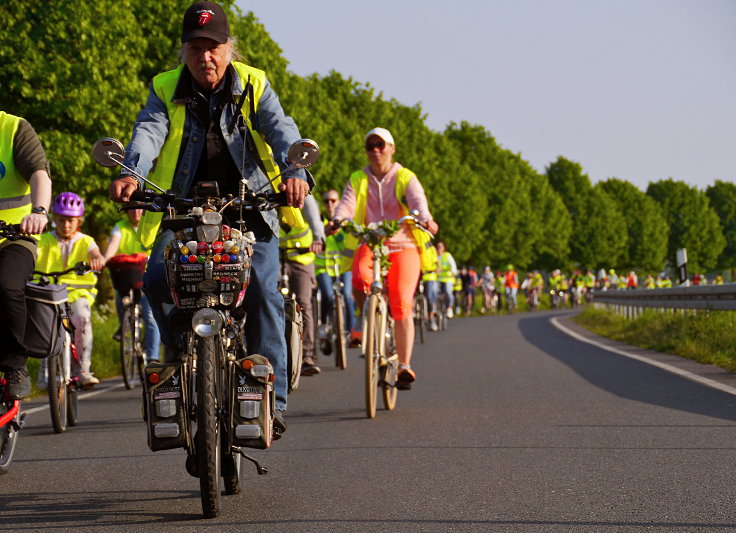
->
[[0, 112, 33, 246], [137, 62, 305, 249], [346, 167, 436, 271], [36, 232, 98, 304], [279, 222, 315, 265]]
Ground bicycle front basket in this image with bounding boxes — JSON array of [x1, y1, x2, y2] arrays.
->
[[24, 283, 68, 359]]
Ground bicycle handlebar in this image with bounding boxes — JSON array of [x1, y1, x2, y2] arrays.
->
[[122, 189, 289, 213], [33, 262, 98, 283]]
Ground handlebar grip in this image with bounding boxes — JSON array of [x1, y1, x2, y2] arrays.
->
[[129, 190, 154, 202]]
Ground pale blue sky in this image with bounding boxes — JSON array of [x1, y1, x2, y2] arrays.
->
[[237, 0, 735, 191]]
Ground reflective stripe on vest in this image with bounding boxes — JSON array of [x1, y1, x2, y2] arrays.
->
[[137, 62, 305, 249], [115, 219, 148, 255], [279, 223, 314, 265], [36, 232, 98, 304], [0, 112, 32, 244], [347, 167, 437, 271]]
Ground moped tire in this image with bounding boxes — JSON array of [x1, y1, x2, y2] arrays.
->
[[196, 335, 221, 518]]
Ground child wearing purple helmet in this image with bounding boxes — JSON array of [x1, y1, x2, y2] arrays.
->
[[35, 192, 106, 387]]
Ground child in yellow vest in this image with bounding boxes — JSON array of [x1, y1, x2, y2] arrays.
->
[[36, 193, 105, 387]]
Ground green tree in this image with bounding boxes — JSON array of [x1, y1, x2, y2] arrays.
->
[[546, 157, 626, 269], [647, 179, 725, 273], [705, 180, 736, 273], [598, 178, 668, 272]]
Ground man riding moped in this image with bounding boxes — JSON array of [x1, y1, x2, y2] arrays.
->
[[108, 1, 311, 434]]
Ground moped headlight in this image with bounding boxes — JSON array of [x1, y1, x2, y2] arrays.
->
[[192, 308, 223, 337], [201, 211, 222, 225]]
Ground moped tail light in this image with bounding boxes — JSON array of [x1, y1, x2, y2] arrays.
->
[[241, 360, 254, 370], [148, 372, 161, 384]]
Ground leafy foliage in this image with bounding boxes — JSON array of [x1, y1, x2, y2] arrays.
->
[[1, 3, 731, 277]]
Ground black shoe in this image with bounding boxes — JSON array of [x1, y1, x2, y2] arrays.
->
[[300, 362, 321, 376], [112, 327, 121, 342], [273, 410, 287, 440], [5, 368, 31, 400], [185, 453, 199, 478]]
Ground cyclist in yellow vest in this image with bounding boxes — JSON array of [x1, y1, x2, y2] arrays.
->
[[315, 189, 356, 343], [0, 112, 52, 399], [108, 1, 311, 435], [279, 194, 324, 376], [36, 193, 105, 387], [103, 208, 161, 362], [436, 240, 458, 318], [421, 247, 439, 330], [328, 127, 438, 389]]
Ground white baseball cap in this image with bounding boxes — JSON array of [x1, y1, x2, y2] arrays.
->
[[364, 127, 395, 146]]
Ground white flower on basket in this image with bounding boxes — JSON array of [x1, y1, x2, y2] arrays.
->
[[367, 222, 379, 230], [380, 244, 390, 256]]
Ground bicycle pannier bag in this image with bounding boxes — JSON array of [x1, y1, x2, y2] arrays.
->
[[24, 283, 67, 359], [144, 361, 189, 451], [230, 354, 274, 449], [283, 293, 303, 392]]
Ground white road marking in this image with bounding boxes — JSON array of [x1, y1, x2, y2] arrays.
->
[[23, 382, 126, 415], [550, 316, 736, 397]]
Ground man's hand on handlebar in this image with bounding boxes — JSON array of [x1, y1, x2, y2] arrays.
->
[[108, 176, 139, 203], [279, 177, 309, 209], [20, 213, 48, 235], [324, 218, 342, 236], [309, 240, 324, 254]]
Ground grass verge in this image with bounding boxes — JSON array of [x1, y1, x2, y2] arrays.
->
[[572, 306, 736, 372]]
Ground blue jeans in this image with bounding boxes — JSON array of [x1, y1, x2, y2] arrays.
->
[[114, 290, 160, 361], [439, 281, 454, 310], [424, 280, 438, 310], [143, 219, 289, 410], [316, 271, 355, 333]]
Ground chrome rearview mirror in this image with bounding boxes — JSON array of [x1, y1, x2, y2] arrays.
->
[[286, 139, 320, 169], [92, 137, 166, 193], [92, 137, 126, 168]]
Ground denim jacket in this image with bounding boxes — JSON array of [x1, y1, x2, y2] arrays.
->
[[123, 63, 307, 236]]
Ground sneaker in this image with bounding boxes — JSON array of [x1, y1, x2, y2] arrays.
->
[[112, 327, 121, 342], [446, 307, 454, 319], [301, 359, 321, 376], [480, 307, 486, 314], [37, 361, 48, 391], [79, 371, 100, 387], [317, 324, 330, 341], [273, 410, 287, 440], [430, 318, 439, 332], [5, 368, 31, 399], [397, 365, 416, 391]]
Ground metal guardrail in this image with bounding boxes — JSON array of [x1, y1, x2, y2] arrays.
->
[[592, 284, 736, 311]]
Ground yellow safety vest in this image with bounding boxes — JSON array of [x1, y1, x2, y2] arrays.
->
[[137, 62, 305, 249], [115, 218, 148, 256], [438, 253, 455, 283], [315, 220, 351, 276], [0, 112, 32, 245], [347, 167, 437, 271], [421, 270, 438, 282], [36, 232, 98, 304], [279, 222, 314, 265]]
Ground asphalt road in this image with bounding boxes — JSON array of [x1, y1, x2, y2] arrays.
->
[[4, 310, 736, 532]]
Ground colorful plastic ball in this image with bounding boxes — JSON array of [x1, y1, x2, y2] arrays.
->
[[212, 241, 224, 253], [213, 254, 222, 263], [221, 254, 231, 263], [179, 254, 189, 263], [188, 255, 198, 263], [180, 246, 190, 255], [197, 255, 206, 263]]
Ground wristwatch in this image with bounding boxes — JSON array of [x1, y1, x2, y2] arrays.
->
[[31, 205, 48, 216]]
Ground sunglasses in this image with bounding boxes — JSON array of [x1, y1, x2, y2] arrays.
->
[[365, 139, 386, 151], [324, 198, 338, 204]]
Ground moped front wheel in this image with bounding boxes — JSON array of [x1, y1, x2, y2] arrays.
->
[[196, 335, 221, 518]]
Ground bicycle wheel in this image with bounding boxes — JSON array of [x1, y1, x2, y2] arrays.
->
[[120, 306, 137, 390], [364, 295, 381, 419], [0, 400, 20, 474], [135, 305, 146, 385], [196, 335, 221, 518], [381, 319, 398, 411], [334, 293, 347, 370], [48, 346, 68, 434], [414, 296, 425, 344]]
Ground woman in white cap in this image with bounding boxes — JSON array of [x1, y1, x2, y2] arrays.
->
[[330, 127, 438, 389]]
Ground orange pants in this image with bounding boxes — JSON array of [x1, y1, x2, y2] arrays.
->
[[352, 245, 420, 320]]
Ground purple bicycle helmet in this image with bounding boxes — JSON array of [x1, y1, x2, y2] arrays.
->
[[52, 192, 85, 217]]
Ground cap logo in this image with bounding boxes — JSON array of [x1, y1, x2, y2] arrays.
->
[[196, 9, 214, 26]]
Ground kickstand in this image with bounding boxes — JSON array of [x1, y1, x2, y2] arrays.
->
[[232, 447, 269, 475]]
